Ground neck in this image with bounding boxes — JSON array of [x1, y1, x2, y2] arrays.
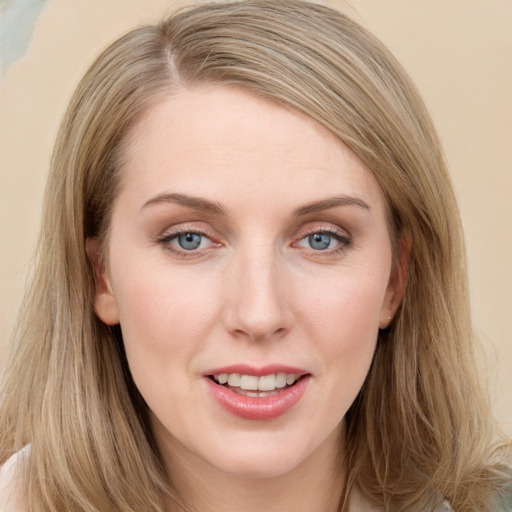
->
[[158, 424, 347, 512]]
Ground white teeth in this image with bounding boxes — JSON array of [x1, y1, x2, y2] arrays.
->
[[232, 388, 280, 397], [240, 375, 259, 390], [286, 374, 297, 385], [213, 372, 300, 391], [227, 373, 241, 386], [258, 374, 276, 391], [275, 373, 287, 388], [259, 391, 278, 397]]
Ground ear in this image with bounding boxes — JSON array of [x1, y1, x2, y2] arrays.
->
[[379, 232, 411, 329], [86, 238, 120, 325]]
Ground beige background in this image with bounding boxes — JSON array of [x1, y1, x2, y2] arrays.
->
[[1, 0, 511, 435]]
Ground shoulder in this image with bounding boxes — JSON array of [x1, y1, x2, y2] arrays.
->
[[0, 447, 29, 512]]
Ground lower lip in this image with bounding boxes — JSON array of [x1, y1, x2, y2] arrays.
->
[[205, 376, 310, 420]]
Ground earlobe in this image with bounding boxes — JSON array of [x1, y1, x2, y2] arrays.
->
[[379, 232, 411, 329], [86, 238, 120, 325]]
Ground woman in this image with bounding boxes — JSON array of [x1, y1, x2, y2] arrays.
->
[[0, 1, 510, 510]]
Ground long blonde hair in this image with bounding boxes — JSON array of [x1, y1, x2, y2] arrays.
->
[[1, 1, 510, 511]]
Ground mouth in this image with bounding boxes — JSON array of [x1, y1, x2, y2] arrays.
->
[[204, 367, 311, 420], [208, 372, 305, 398]]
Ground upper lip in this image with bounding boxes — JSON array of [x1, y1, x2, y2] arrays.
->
[[203, 364, 310, 377]]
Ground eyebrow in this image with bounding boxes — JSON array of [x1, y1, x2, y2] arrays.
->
[[141, 192, 226, 215], [293, 196, 370, 217], [141, 192, 370, 217]]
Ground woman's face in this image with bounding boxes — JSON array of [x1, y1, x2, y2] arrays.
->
[[93, 85, 402, 480]]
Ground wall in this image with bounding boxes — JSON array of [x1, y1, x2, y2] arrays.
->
[[1, 0, 511, 435]]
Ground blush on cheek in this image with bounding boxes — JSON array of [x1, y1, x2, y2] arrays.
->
[[301, 283, 383, 386], [306, 277, 384, 327]]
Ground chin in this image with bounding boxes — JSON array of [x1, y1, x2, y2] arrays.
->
[[200, 430, 323, 480], [214, 451, 305, 480]]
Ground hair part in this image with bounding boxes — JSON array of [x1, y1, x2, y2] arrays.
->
[[1, 1, 510, 511]]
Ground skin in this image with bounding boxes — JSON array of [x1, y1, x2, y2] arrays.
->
[[91, 85, 406, 512]]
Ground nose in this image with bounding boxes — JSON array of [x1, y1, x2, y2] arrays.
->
[[222, 248, 293, 343]]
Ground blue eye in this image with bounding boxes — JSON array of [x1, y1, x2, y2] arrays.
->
[[176, 232, 203, 250], [295, 228, 351, 254], [158, 227, 218, 257], [308, 233, 332, 250]]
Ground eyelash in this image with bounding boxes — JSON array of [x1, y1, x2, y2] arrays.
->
[[294, 227, 352, 255], [156, 226, 352, 258], [157, 228, 218, 258]]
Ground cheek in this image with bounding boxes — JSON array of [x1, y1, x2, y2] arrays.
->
[[110, 262, 226, 425], [298, 268, 387, 381], [110, 257, 222, 376], [303, 269, 386, 337]]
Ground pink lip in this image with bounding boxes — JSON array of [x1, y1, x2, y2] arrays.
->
[[203, 364, 311, 421], [203, 364, 309, 377]]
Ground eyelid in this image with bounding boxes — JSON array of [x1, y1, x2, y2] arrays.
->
[[157, 221, 217, 239], [295, 223, 352, 241]]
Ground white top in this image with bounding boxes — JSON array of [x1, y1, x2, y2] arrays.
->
[[0, 448, 28, 512], [0, 448, 453, 511]]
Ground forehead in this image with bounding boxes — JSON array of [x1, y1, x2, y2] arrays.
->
[[116, 85, 386, 215]]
